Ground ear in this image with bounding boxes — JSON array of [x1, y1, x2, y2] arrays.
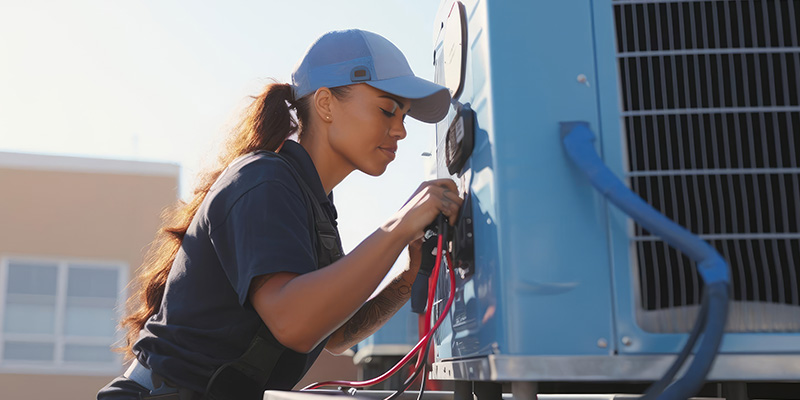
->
[[313, 87, 334, 123]]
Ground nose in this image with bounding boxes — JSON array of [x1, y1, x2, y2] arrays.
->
[[390, 119, 407, 140]]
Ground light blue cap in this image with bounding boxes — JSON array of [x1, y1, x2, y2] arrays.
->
[[291, 29, 451, 123]]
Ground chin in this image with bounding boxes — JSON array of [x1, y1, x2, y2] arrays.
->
[[361, 163, 389, 177]]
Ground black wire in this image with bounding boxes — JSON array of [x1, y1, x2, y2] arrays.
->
[[383, 335, 432, 400], [416, 363, 428, 400], [640, 289, 711, 399], [389, 305, 437, 399]]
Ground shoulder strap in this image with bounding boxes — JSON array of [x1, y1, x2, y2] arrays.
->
[[259, 151, 344, 268], [205, 325, 282, 400]]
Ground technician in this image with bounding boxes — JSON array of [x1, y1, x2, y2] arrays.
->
[[96, 29, 460, 400]]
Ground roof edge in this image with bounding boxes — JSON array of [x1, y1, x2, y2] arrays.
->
[[0, 151, 180, 178]]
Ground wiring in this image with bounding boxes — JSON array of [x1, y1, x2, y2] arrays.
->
[[383, 331, 431, 400], [302, 224, 456, 394], [383, 238, 454, 400]]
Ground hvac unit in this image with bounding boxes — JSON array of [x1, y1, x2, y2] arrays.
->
[[429, 0, 800, 398]]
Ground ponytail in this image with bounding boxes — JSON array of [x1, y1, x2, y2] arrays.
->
[[239, 82, 299, 152], [118, 81, 309, 359]]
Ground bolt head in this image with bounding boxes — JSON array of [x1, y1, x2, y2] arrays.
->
[[621, 336, 633, 346]]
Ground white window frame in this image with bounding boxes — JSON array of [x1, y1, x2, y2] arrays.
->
[[0, 255, 128, 375]]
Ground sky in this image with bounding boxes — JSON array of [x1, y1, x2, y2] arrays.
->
[[0, 0, 446, 278]]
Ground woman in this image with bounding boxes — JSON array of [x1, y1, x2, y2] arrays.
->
[[98, 29, 461, 400]]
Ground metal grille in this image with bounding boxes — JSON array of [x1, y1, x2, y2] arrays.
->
[[612, 0, 800, 332]]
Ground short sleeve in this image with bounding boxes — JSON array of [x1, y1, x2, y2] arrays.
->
[[209, 180, 317, 305]]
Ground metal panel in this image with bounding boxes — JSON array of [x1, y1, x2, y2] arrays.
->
[[265, 390, 662, 400], [432, 0, 616, 360], [430, 354, 800, 381]]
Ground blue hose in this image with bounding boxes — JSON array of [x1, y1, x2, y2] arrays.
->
[[641, 290, 710, 399], [659, 282, 729, 399], [560, 122, 731, 400]]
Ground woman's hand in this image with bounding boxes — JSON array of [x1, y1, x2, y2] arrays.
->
[[382, 178, 463, 243], [403, 236, 424, 279]]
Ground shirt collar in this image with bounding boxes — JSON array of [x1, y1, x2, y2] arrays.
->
[[278, 140, 333, 209]]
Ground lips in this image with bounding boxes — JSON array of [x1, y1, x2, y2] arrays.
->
[[379, 146, 397, 160]]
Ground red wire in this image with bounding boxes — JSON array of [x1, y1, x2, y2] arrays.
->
[[303, 235, 456, 390], [416, 236, 442, 370]]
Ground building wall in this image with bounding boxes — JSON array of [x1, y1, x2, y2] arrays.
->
[[0, 153, 179, 399], [0, 152, 357, 399], [0, 165, 177, 263]]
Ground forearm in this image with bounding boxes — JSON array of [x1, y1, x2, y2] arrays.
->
[[250, 178, 460, 354], [326, 271, 416, 354], [250, 227, 411, 353]]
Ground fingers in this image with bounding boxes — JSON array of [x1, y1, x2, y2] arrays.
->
[[429, 178, 458, 193], [442, 189, 462, 204], [406, 178, 456, 206], [440, 195, 461, 224], [415, 178, 458, 194], [401, 178, 464, 235], [423, 183, 463, 224]]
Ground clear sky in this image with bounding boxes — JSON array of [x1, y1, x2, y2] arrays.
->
[[0, 0, 445, 276]]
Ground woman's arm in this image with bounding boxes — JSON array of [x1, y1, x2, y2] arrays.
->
[[248, 180, 461, 354], [324, 239, 423, 354]]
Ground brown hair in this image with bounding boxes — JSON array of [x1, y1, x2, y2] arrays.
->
[[118, 82, 350, 359]]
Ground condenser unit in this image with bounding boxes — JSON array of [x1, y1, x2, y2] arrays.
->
[[429, 0, 800, 398]]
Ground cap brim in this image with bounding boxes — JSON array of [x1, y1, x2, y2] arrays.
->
[[366, 76, 451, 123]]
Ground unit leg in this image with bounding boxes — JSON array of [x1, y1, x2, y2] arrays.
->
[[511, 382, 537, 400], [454, 381, 474, 400], [473, 381, 502, 400], [722, 382, 749, 400]]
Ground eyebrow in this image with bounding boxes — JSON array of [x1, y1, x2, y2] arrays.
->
[[379, 95, 407, 112]]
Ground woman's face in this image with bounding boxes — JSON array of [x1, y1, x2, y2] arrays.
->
[[327, 84, 409, 176]]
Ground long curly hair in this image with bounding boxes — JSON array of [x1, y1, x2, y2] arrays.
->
[[118, 82, 350, 359]]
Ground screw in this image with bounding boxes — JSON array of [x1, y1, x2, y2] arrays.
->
[[621, 336, 632, 346], [577, 74, 591, 87], [597, 338, 608, 348]]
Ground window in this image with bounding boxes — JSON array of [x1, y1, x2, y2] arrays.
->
[[0, 257, 127, 373]]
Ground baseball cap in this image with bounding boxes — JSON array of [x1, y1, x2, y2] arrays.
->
[[291, 29, 451, 123]]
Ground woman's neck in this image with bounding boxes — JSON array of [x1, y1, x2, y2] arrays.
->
[[297, 134, 353, 195]]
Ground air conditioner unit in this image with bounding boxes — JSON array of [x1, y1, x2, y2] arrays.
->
[[429, 0, 800, 397]]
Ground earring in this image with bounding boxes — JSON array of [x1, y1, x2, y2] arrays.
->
[[326, 116, 331, 120]]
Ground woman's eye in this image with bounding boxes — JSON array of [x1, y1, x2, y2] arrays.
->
[[379, 107, 395, 118]]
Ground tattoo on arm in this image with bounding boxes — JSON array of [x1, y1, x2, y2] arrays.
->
[[340, 276, 414, 346]]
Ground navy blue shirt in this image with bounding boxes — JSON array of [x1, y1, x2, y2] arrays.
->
[[133, 141, 341, 393]]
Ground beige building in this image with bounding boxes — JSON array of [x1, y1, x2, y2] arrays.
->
[[0, 152, 355, 399]]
